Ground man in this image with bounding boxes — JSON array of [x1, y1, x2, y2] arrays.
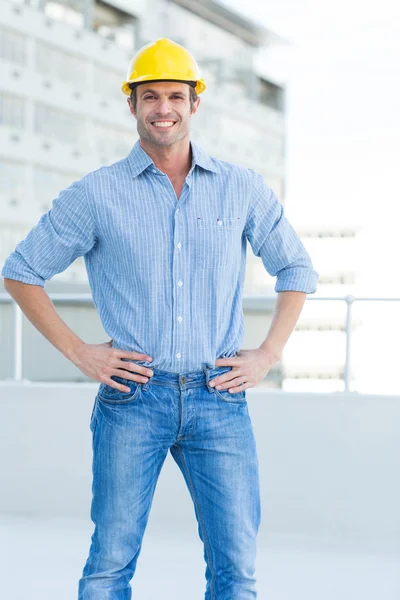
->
[[2, 37, 318, 599]]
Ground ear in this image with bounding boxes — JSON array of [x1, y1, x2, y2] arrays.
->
[[127, 97, 136, 117], [190, 97, 200, 117]]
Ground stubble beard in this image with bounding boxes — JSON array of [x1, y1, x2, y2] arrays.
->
[[137, 117, 189, 148]]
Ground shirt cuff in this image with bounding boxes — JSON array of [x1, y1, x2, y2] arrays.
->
[[275, 268, 319, 294], [1, 255, 45, 287]]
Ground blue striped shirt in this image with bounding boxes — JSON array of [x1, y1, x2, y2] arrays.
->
[[1, 140, 319, 373]]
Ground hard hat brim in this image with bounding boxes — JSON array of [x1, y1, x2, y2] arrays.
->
[[121, 75, 206, 96]]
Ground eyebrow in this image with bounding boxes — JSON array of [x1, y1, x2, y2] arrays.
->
[[140, 89, 186, 96]]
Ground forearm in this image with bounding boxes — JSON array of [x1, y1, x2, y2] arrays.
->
[[259, 290, 307, 361], [4, 279, 84, 362]]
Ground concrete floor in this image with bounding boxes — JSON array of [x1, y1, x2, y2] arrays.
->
[[1, 513, 399, 599]]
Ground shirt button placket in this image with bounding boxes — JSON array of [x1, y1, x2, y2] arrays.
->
[[175, 203, 183, 367]]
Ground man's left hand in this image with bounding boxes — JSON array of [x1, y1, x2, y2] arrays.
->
[[209, 347, 280, 393]]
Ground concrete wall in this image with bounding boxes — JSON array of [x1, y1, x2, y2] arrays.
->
[[1, 382, 399, 547]]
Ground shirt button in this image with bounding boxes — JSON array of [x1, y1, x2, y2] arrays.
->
[[176, 208, 180, 214], [176, 353, 181, 359], [152, 169, 157, 173], [177, 315, 183, 322], [178, 280, 183, 287], [177, 243, 181, 249], [217, 219, 222, 226]]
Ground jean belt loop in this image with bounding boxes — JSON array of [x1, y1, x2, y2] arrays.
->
[[203, 365, 214, 394]]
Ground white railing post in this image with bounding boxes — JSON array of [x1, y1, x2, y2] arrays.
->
[[13, 301, 23, 382], [343, 295, 355, 393]]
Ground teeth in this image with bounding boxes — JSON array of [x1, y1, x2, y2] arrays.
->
[[153, 121, 175, 128]]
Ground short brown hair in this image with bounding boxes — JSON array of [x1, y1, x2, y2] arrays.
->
[[129, 82, 198, 112]]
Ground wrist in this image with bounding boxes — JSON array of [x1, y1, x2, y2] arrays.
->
[[258, 343, 282, 364], [64, 338, 86, 363]]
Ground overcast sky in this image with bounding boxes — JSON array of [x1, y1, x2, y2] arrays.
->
[[220, 0, 400, 295]]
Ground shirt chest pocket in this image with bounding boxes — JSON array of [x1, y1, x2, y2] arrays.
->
[[195, 216, 242, 269]]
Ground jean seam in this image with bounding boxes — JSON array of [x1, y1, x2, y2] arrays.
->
[[90, 396, 98, 437], [89, 396, 97, 422], [175, 445, 216, 600]]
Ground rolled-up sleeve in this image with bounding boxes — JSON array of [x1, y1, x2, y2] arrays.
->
[[1, 176, 96, 287], [244, 172, 319, 293]]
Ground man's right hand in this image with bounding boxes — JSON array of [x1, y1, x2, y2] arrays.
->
[[70, 340, 153, 392]]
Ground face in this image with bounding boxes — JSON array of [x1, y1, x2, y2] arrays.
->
[[128, 81, 200, 148]]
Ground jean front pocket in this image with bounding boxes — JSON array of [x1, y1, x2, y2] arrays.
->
[[98, 376, 141, 405], [196, 216, 242, 269], [214, 386, 247, 403]]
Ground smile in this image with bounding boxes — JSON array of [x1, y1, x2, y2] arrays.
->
[[150, 121, 177, 129]]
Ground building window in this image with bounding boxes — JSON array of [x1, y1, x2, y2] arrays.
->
[[93, 63, 123, 100], [93, 121, 135, 161], [0, 26, 26, 65], [258, 78, 284, 112], [318, 273, 356, 285], [93, 0, 136, 53], [34, 103, 85, 145], [36, 41, 87, 87], [33, 167, 80, 211], [44, 1, 84, 29], [0, 92, 25, 128], [0, 159, 25, 201]]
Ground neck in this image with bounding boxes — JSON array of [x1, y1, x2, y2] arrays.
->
[[140, 137, 192, 178]]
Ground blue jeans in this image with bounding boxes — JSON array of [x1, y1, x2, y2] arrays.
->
[[78, 365, 261, 599]]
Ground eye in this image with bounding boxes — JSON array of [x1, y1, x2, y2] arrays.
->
[[144, 95, 156, 100]]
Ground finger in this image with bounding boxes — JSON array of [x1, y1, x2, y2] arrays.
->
[[228, 382, 249, 394], [116, 363, 154, 378], [112, 368, 151, 384], [208, 369, 240, 387], [116, 350, 153, 361], [216, 377, 246, 391], [214, 358, 236, 366], [209, 376, 225, 387], [102, 376, 132, 393], [105, 371, 148, 392]]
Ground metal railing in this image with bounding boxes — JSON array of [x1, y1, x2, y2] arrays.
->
[[1, 293, 399, 391], [306, 295, 400, 391]]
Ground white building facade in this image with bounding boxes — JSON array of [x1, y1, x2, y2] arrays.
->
[[3, 0, 352, 390], [0, 0, 287, 280]]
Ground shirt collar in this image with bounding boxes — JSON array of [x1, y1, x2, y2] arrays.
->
[[190, 141, 219, 174], [126, 139, 219, 178], [126, 140, 154, 178]]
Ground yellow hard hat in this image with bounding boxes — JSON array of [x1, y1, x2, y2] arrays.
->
[[121, 37, 206, 96]]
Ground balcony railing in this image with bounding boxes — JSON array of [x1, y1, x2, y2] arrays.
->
[[1, 293, 399, 392]]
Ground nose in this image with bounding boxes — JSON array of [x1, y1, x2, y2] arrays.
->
[[157, 97, 172, 115]]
